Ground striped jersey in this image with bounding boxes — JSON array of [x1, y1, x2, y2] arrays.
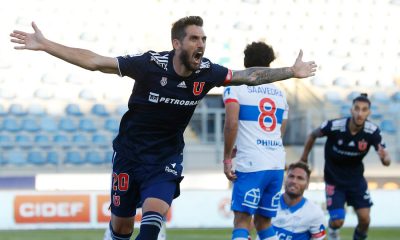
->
[[223, 84, 289, 172], [272, 195, 326, 240]]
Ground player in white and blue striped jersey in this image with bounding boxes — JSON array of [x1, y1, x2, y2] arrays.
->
[[223, 42, 289, 240], [271, 162, 326, 240]]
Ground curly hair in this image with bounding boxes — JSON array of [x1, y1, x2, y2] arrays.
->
[[244, 42, 276, 68]]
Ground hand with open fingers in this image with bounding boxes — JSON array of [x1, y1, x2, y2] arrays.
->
[[292, 50, 317, 78], [10, 21, 45, 51], [223, 159, 237, 181]]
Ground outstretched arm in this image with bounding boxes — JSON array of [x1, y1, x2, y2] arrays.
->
[[299, 128, 323, 163], [377, 144, 391, 166], [227, 50, 317, 86], [10, 22, 118, 74]]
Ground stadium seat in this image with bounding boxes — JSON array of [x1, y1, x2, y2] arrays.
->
[[92, 134, 109, 148], [34, 88, 54, 100], [5, 151, 27, 166], [40, 116, 58, 132], [380, 119, 397, 134], [79, 118, 97, 132], [371, 91, 391, 105], [0, 104, 7, 116], [59, 117, 78, 132], [340, 104, 351, 117], [91, 103, 110, 117], [47, 151, 59, 165], [53, 134, 71, 149], [79, 89, 96, 101], [324, 91, 342, 104], [64, 151, 85, 165], [27, 151, 47, 165], [65, 103, 84, 116], [392, 91, 400, 102], [72, 134, 90, 148], [21, 118, 41, 132], [115, 104, 128, 116], [8, 104, 27, 116], [333, 76, 353, 88], [347, 91, 362, 101], [370, 105, 383, 119], [15, 135, 33, 149], [85, 151, 104, 165], [34, 134, 52, 149], [3, 118, 21, 132], [0, 135, 14, 149], [104, 118, 120, 133], [27, 104, 47, 116], [387, 103, 400, 114]]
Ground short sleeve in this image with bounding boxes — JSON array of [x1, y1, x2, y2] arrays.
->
[[319, 120, 331, 136], [211, 63, 232, 87], [223, 86, 239, 105], [116, 52, 149, 81], [309, 207, 327, 240], [371, 127, 384, 151]]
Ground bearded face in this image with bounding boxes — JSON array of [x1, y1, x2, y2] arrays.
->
[[175, 25, 205, 73], [284, 168, 309, 198], [351, 101, 370, 127]]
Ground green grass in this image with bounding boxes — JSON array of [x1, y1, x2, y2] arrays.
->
[[0, 227, 399, 240]]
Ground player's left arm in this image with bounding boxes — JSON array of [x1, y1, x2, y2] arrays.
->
[[226, 50, 317, 86], [309, 208, 327, 240], [377, 144, 391, 166], [373, 129, 391, 166]]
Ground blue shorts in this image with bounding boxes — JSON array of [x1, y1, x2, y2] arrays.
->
[[325, 178, 373, 220], [110, 152, 184, 218], [231, 169, 284, 218]]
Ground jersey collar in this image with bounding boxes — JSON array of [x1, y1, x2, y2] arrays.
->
[[280, 194, 306, 213]]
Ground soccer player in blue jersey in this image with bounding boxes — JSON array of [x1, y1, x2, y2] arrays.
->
[[223, 41, 289, 240], [299, 93, 391, 240], [11, 16, 316, 240], [256, 161, 326, 240], [271, 162, 326, 240]]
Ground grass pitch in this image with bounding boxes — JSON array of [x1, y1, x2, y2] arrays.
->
[[0, 227, 399, 240]]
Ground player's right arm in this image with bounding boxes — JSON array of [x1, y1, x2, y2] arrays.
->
[[299, 127, 324, 164], [223, 100, 239, 181], [10, 22, 118, 74]]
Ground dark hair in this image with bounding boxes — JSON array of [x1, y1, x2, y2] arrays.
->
[[287, 162, 311, 180], [171, 16, 203, 42], [352, 93, 371, 107], [244, 42, 276, 68]]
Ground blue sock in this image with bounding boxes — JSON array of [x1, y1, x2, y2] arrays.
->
[[109, 221, 132, 240], [135, 211, 163, 240], [232, 228, 249, 240], [257, 226, 276, 240]]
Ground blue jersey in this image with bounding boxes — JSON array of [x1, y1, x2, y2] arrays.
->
[[319, 117, 383, 186], [114, 50, 231, 165]]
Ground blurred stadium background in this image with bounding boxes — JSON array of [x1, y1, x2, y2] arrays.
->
[[1, 0, 400, 238]]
